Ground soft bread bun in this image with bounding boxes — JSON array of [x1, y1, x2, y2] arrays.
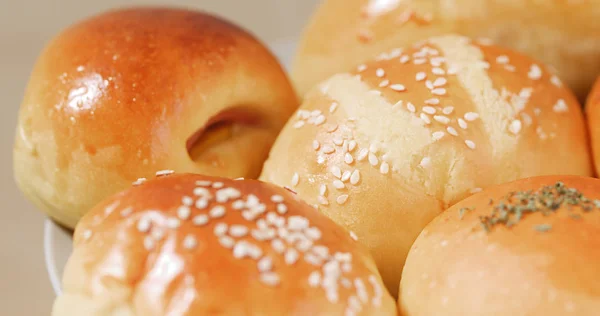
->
[[399, 175, 600, 316], [585, 77, 600, 175], [13, 7, 298, 229], [260, 34, 592, 296], [292, 0, 600, 99], [51, 173, 396, 316]]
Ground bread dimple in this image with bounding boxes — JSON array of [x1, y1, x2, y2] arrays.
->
[[56, 174, 396, 316]]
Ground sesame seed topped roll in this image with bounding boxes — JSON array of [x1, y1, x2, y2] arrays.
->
[[52, 174, 396, 316], [260, 34, 592, 296], [292, 0, 600, 100], [400, 175, 600, 316]]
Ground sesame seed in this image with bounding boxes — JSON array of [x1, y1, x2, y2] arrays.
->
[[340, 153, 353, 165], [348, 140, 357, 152], [232, 200, 245, 209], [291, 173, 299, 187], [390, 84, 406, 92], [196, 180, 211, 187], [331, 166, 342, 178], [229, 225, 249, 237], [431, 88, 446, 96], [341, 171, 351, 182], [137, 217, 151, 233], [319, 184, 327, 196], [317, 156, 326, 164], [368, 153, 379, 166], [327, 124, 339, 133], [308, 271, 321, 287], [155, 170, 174, 176], [314, 115, 326, 126], [380, 162, 390, 174], [329, 102, 339, 113], [260, 272, 280, 286], [504, 65, 516, 72], [464, 112, 479, 121], [305, 227, 322, 241], [528, 64, 542, 80], [413, 58, 427, 65], [132, 178, 146, 186], [442, 106, 454, 115], [333, 180, 345, 189], [277, 203, 288, 214], [284, 248, 299, 265], [271, 239, 286, 253], [433, 78, 447, 87], [258, 257, 273, 272], [192, 214, 209, 226], [120, 207, 133, 217], [183, 235, 197, 249], [151, 228, 164, 240], [446, 126, 459, 136], [209, 206, 226, 218], [181, 196, 193, 206], [420, 113, 431, 124], [551, 75, 562, 87], [318, 196, 329, 205], [430, 57, 446, 66], [426, 80, 434, 90], [416, 72, 427, 81], [553, 99, 568, 113], [214, 223, 228, 236], [350, 170, 360, 185], [337, 195, 349, 204], [424, 98, 440, 105], [465, 140, 476, 149], [422, 106, 436, 114], [509, 120, 522, 134], [82, 230, 92, 240], [432, 67, 445, 75], [293, 120, 305, 129], [143, 236, 155, 250], [333, 137, 344, 146], [193, 187, 210, 197], [399, 55, 410, 63], [270, 195, 284, 203], [289, 216, 309, 230], [496, 55, 509, 64], [434, 115, 450, 124], [458, 118, 468, 129], [376, 68, 385, 77], [357, 64, 367, 72], [195, 198, 208, 209], [166, 217, 181, 229], [219, 236, 235, 248], [406, 102, 416, 113], [432, 131, 445, 141], [447, 65, 459, 75], [322, 145, 335, 154], [379, 79, 390, 87], [212, 182, 224, 189], [177, 206, 191, 220], [420, 157, 431, 168], [357, 148, 369, 161]]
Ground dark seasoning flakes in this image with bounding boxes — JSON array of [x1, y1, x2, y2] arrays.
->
[[82, 170, 385, 315], [457, 182, 600, 233]]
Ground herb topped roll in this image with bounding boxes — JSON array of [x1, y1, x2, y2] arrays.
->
[[399, 175, 600, 316]]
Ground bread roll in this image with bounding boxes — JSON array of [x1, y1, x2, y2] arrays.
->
[[292, 0, 600, 99], [399, 175, 600, 316], [260, 34, 592, 296], [585, 77, 600, 175], [13, 7, 298, 229], [51, 173, 396, 316]]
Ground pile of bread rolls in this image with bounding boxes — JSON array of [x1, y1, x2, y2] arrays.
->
[[12, 2, 600, 315]]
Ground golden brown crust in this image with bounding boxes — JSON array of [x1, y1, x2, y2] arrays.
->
[[13, 7, 298, 228], [585, 77, 600, 176], [51, 173, 396, 316], [399, 175, 600, 316], [292, 0, 600, 99], [260, 34, 592, 297]]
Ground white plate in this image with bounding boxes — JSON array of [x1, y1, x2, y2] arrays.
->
[[44, 37, 298, 296]]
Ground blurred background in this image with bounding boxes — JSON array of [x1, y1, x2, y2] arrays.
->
[[0, 0, 319, 314]]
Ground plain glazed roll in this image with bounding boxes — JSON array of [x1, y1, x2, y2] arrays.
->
[[13, 7, 298, 229], [585, 77, 600, 175], [399, 175, 600, 316], [292, 0, 600, 99], [260, 34, 593, 296], [51, 173, 396, 316]]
